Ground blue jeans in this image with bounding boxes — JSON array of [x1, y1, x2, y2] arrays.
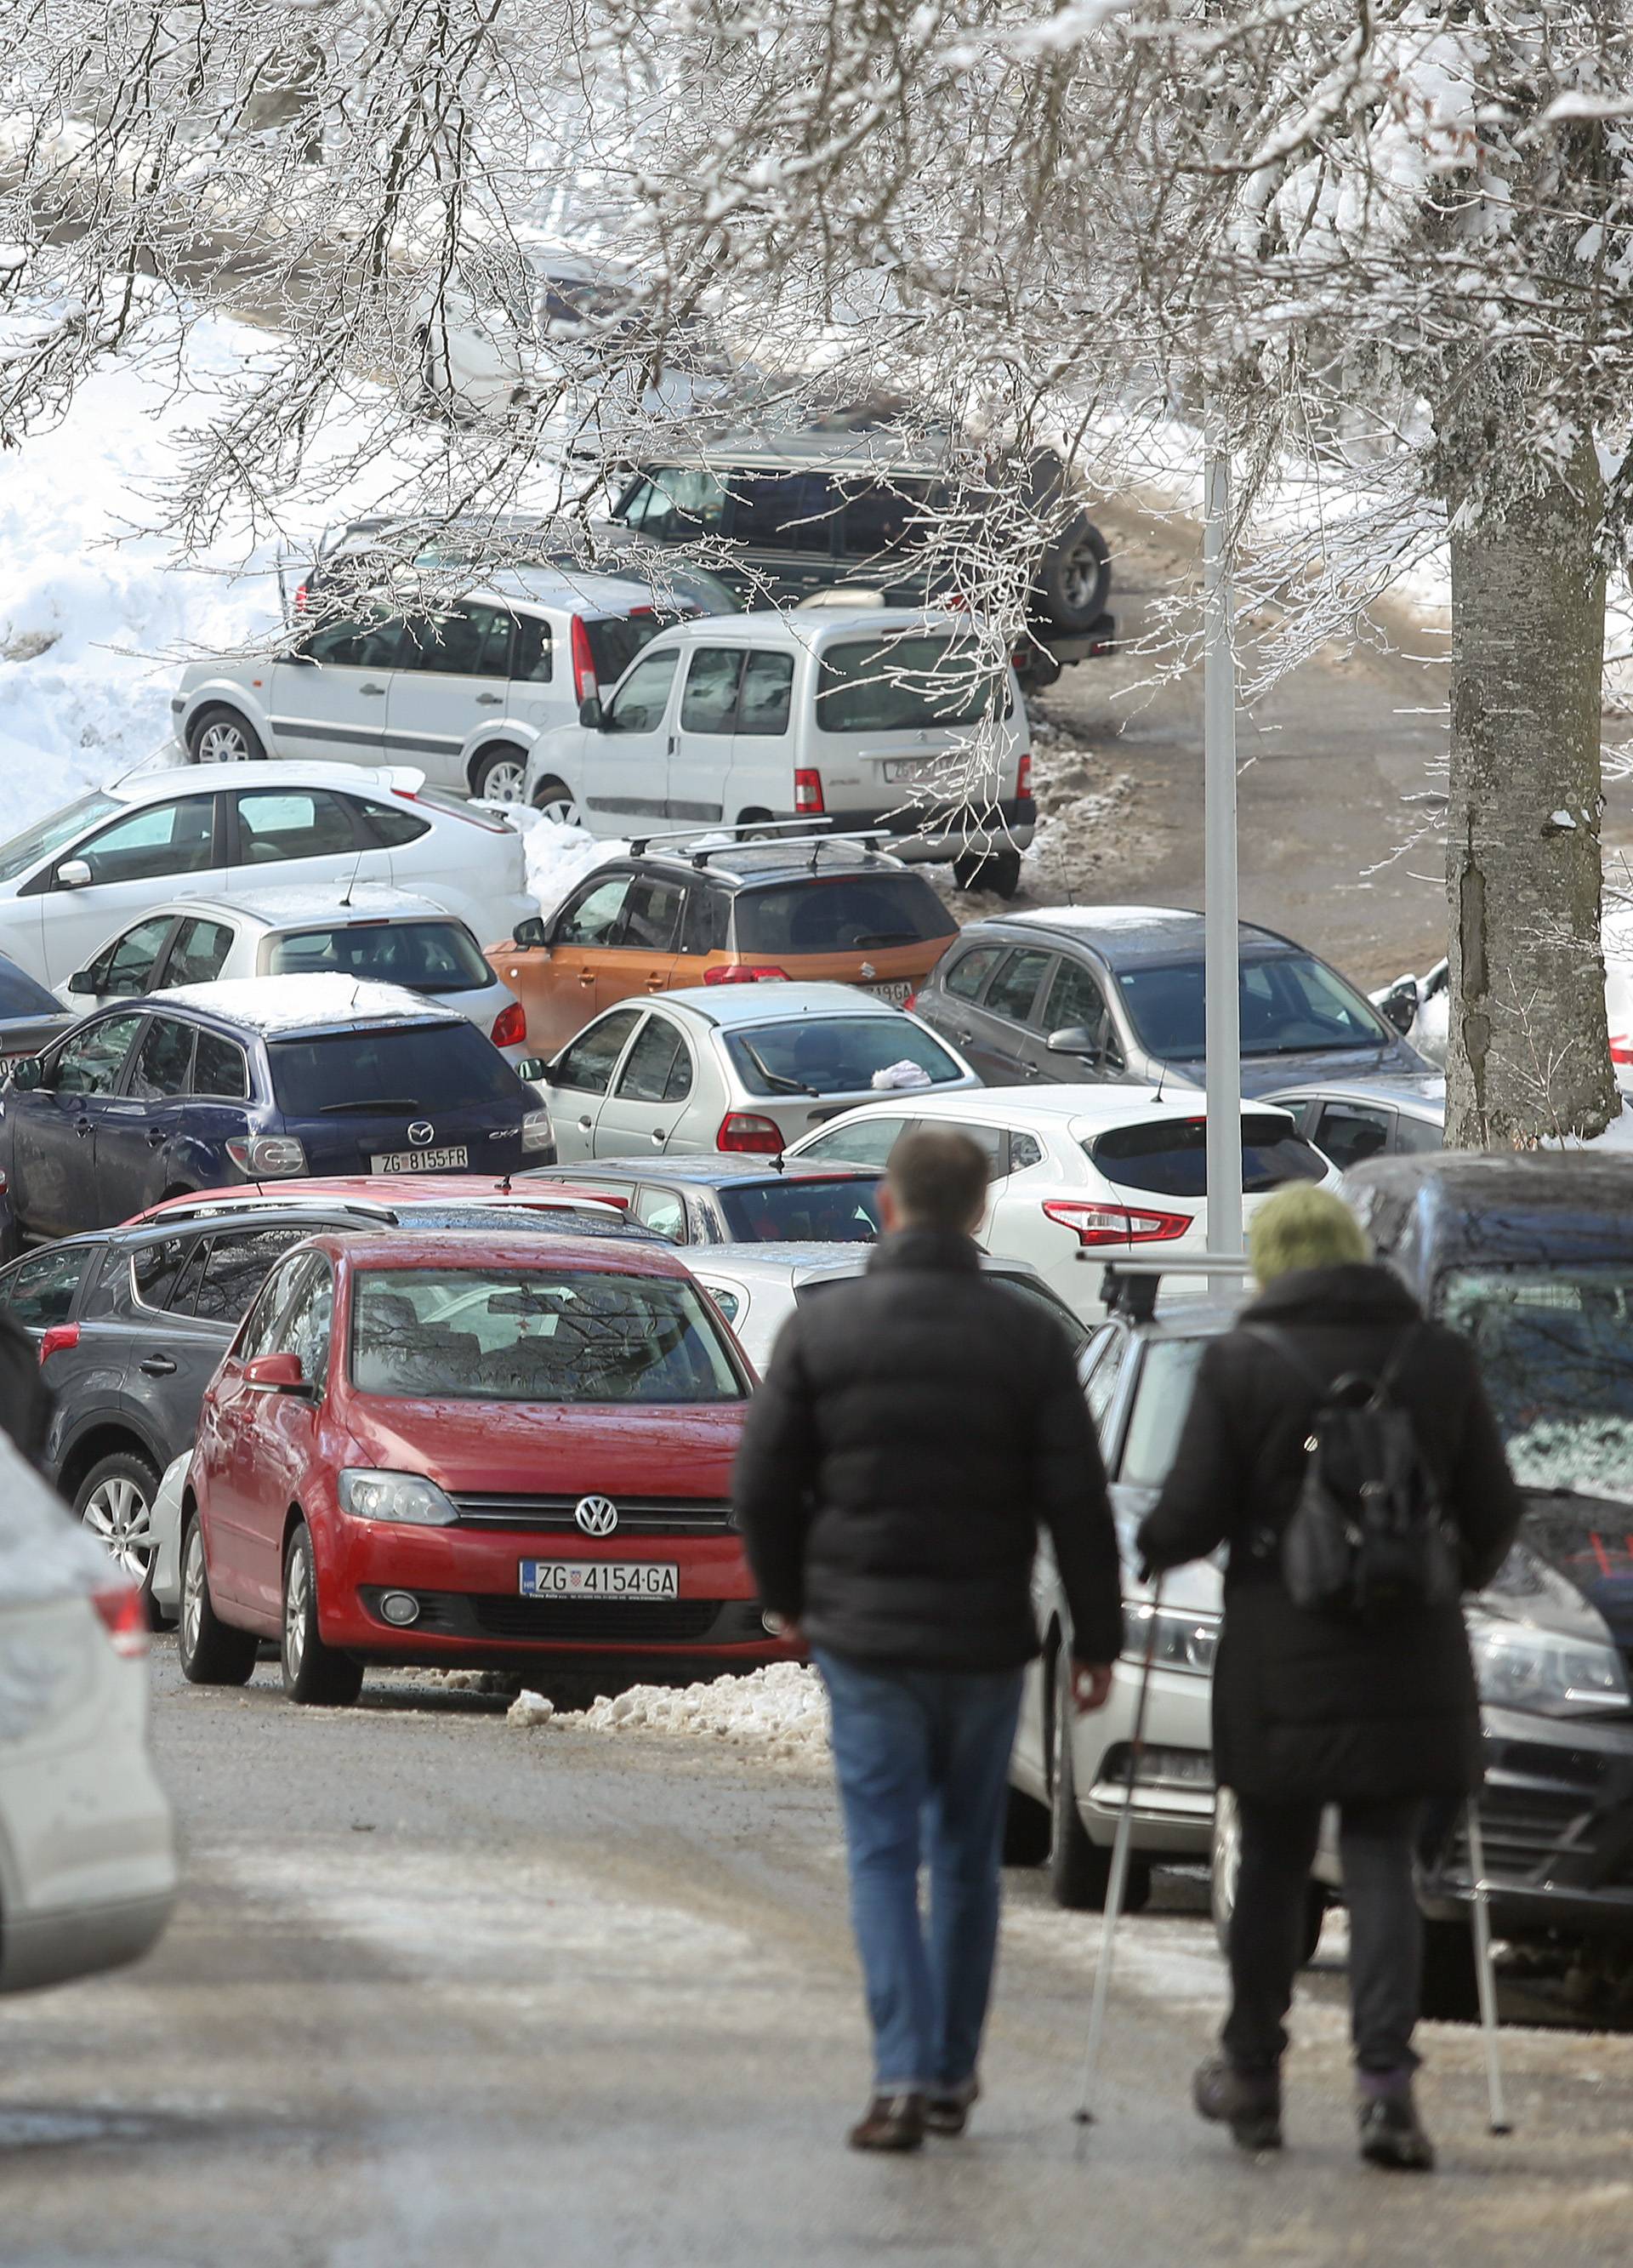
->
[[815, 1648, 1026, 2096]]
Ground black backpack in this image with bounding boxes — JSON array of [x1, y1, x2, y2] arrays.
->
[[1246, 1325, 1462, 1617]]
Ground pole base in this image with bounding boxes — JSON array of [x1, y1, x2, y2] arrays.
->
[[1490, 2122, 1513, 2137]]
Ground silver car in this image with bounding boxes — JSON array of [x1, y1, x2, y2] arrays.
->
[[1262, 1074, 1445, 1173], [537, 980, 980, 1163]]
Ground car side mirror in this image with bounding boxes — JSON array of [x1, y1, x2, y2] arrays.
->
[[7, 1055, 43, 1091], [515, 1057, 551, 1084], [1377, 982, 1419, 1036], [1046, 1024, 1102, 1059], [578, 695, 604, 729], [512, 915, 548, 951], [66, 968, 97, 994], [244, 1351, 305, 1391], [56, 858, 93, 891]]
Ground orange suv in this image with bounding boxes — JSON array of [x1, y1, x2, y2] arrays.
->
[[488, 837, 959, 1057]]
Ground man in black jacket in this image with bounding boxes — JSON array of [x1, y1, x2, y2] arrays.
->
[[1138, 1184, 1522, 2173], [733, 1127, 1123, 2154]]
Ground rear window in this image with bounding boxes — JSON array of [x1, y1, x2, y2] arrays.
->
[[732, 875, 955, 956], [816, 635, 1010, 732], [349, 1267, 744, 1403], [717, 1175, 882, 1242], [267, 920, 491, 994], [584, 613, 671, 687], [725, 1017, 964, 1098], [0, 957, 62, 1018], [1087, 1115, 1329, 1198], [268, 1023, 521, 1115]]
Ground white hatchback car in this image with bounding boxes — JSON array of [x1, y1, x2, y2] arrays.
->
[[782, 1086, 1340, 1317], [60, 884, 529, 1067], [0, 1432, 177, 1992], [174, 568, 690, 803], [0, 762, 536, 988], [539, 981, 980, 1163], [520, 608, 1034, 894]]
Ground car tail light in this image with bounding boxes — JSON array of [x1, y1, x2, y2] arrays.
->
[[902, 991, 919, 1012], [1040, 1200, 1192, 1247], [1017, 752, 1033, 800], [226, 1134, 308, 1178], [293, 583, 310, 614], [703, 963, 789, 986], [92, 1581, 147, 1659], [794, 769, 825, 815], [38, 1322, 79, 1365], [717, 1111, 785, 1154], [1613, 1034, 1633, 1067], [571, 616, 598, 704], [491, 1000, 526, 1048]]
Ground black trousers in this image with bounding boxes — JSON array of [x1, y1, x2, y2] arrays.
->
[[1222, 1794, 1423, 2078]]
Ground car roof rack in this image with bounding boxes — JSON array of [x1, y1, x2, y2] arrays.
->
[[1097, 1254, 1254, 1323], [623, 818, 896, 869]]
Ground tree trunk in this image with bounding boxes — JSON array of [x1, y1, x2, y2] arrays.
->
[[1443, 432, 1616, 1146]]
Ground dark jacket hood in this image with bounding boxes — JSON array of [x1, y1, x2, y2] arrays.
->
[[867, 1228, 981, 1277], [1244, 1262, 1420, 1328]]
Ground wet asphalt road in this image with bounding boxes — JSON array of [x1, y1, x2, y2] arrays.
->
[[5, 1645, 1633, 2268]]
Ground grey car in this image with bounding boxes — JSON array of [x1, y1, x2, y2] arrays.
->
[[1263, 1074, 1445, 1172], [912, 905, 1431, 1097]]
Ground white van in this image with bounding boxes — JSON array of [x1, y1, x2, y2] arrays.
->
[[517, 609, 1035, 894]]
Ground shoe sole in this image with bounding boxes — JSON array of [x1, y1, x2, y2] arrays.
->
[[1360, 2138, 1434, 2172], [1230, 2115, 1283, 2152]]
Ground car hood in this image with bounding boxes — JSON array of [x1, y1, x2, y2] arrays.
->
[[1511, 1491, 1633, 1653], [1161, 1040, 1431, 1097], [339, 1396, 744, 1499]]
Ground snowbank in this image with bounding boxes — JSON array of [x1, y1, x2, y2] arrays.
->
[[505, 803, 628, 917], [510, 1662, 829, 1760]]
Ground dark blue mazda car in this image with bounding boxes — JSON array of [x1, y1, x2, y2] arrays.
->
[[0, 974, 551, 1245]]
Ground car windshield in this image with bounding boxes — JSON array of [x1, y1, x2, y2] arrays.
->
[[1116, 952, 1390, 1060], [732, 874, 955, 955], [349, 1267, 744, 1402], [816, 635, 1009, 732], [1086, 1115, 1329, 1198], [0, 957, 63, 1017], [725, 1017, 963, 1097], [267, 920, 492, 994], [0, 792, 122, 886], [1119, 1337, 1209, 1488], [267, 1024, 521, 1114], [717, 1174, 883, 1242], [1441, 1266, 1633, 1507]]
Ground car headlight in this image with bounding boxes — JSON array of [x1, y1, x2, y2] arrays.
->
[[338, 1469, 460, 1526], [1124, 1602, 1220, 1678], [1467, 1611, 1631, 1716]]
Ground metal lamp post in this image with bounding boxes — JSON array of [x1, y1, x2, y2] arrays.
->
[[1203, 426, 1243, 1266]]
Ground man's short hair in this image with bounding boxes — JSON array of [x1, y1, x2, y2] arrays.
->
[[887, 1126, 989, 1232]]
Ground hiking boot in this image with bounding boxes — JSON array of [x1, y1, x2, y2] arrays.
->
[[924, 2080, 980, 2136], [848, 2093, 927, 2152], [1357, 2082, 1435, 2172], [1192, 2056, 1283, 2151]]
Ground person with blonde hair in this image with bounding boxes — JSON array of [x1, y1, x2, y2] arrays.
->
[[1138, 1182, 1521, 2170]]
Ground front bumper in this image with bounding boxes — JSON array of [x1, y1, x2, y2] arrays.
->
[[839, 795, 1036, 863], [1075, 1656, 1215, 1858]]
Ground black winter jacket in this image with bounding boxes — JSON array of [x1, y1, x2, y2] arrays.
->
[[1136, 1263, 1522, 1805], [732, 1228, 1124, 1673]]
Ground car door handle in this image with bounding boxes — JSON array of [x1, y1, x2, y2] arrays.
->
[[360, 682, 387, 697], [146, 1128, 167, 1146], [476, 692, 503, 706], [577, 1116, 593, 1133], [578, 973, 595, 987], [955, 1033, 976, 1048], [650, 1129, 667, 1144], [1022, 1063, 1040, 1079], [139, 1354, 178, 1377], [75, 1115, 92, 1137]]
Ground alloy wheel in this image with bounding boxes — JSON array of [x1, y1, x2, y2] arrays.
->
[[182, 1524, 205, 1657], [83, 1476, 154, 1583], [195, 720, 255, 763], [1060, 540, 1101, 612], [480, 757, 526, 803], [1211, 1786, 1243, 1950], [535, 793, 581, 827], [285, 1546, 310, 1679]]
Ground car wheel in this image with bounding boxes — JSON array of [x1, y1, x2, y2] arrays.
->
[[281, 1524, 364, 1706], [469, 744, 527, 803], [1211, 1786, 1327, 1965], [1048, 1639, 1150, 1912], [1036, 514, 1112, 633], [187, 706, 267, 765], [953, 847, 1022, 899], [530, 775, 583, 827], [1002, 1781, 1051, 1867], [76, 1450, 162, 1623], [1419, 1916, 1481, 2021], [178, 1514, 258, 1686]]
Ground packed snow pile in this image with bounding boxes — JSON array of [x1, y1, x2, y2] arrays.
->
[[514, 1663, 830, 1758], [504, 803, 627, 918]]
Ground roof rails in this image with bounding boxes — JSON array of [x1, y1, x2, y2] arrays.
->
[[1097, 1254, 1254, 1323], [623, 818, 896, 869], [625, 818, 832, 856]]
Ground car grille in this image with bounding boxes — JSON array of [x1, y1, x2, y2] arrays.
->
[[467, 1596, 725, 1643], [1448, 1792, 1598, 1882], [451, 1493, 734, 1536]]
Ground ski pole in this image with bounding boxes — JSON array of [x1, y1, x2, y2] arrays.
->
[[1074, 1576, 1164, 2129], [1464, 1800, 1512, 2136]]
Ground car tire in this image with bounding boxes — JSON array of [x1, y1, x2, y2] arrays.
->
[[178, 1513, 258, 1686], [1419, 1916, 1481, 2021], [1210, 1786, 1327, 1965], [469, 743, 528, 803], [1002, 1782, 1052, 1867], [281, 1524, 365, 1707], [1036, 514, 1112, 633], [953, 847, 1022, 899], [187, 705, 267, 766], [1048, 1640, 1150, 1912], [75, 1450, 162, 1627], [530, 775, 583, 827]]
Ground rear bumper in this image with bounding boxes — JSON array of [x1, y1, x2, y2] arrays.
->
[[836, 795, 1036, 862], [1, 1887, 175, 1994]]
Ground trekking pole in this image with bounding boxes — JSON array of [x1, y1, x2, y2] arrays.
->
[[1074, 1577, 1164, 2131], [1463, 1800, 1513, 2136]]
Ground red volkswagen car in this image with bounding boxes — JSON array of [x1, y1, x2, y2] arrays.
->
[[178, 1229, 791, 1702]]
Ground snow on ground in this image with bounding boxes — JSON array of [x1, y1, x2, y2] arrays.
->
[[508, 1662, 830, 1762]]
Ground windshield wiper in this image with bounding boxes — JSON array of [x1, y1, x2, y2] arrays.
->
[[738, 1039, 817, 1097], [318, 1097, 424, 1114]]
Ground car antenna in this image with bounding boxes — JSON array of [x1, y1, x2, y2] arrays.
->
[[339, 847, 366, 908], [1152, 1058, 1166, 1103], [499, 1171, 512, 1194]]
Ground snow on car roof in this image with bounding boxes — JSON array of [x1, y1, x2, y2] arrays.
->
[[108, 758, 428, 804], [151, 973, 459, 1034], [661, 980, 921, 1026], [137, 883, 449, 931], [803, 1085, 1295, 1128], [634, 607, 992, 652]]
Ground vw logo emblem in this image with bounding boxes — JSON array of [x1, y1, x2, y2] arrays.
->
[[407, 1121, 435, 1147], [574, 1495, 618, 1537]]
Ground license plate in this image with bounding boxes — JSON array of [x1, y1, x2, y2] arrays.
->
[[519, 1561, 680, 1599], [883, 756, 943, 784], [369, 1145, 469, 1172], [863, 980, 913, 1005]]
